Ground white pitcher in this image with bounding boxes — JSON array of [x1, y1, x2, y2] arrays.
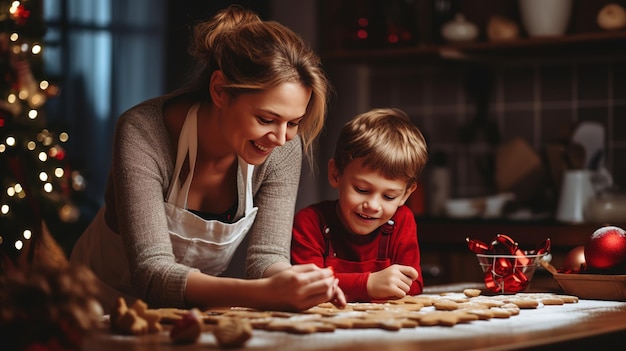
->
[[519, 0, 573, 37], [556, 170, 595, 223]]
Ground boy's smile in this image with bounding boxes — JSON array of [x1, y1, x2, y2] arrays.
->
[[329, 158, 414, 235]]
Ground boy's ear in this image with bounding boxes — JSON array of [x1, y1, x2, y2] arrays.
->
[[327, 159, 340, 188], [399, 182, 418, 206], [209, 70, 228, 107]]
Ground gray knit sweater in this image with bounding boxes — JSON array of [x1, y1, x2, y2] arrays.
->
[[99, 94, 302, 307]]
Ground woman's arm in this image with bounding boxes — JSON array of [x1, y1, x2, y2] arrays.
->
[[112, 103, 196, 308], [185, 264, 341, 311], [245, 136, 303, 278], [291, 205, 327, 268]]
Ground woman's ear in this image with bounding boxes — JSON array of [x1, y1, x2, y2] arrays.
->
[[209, 70, 227, 107], [327, 159, 340, 188]]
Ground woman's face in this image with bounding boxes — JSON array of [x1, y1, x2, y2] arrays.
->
[[328, 158, 414, 236], [219, 81, 311, 165]]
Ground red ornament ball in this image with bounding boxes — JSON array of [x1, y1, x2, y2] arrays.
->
[[584, 226, 626, 270], [563, 245, 586, 272]]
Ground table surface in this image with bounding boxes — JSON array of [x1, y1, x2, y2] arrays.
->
[[81, 283, 626, 351]]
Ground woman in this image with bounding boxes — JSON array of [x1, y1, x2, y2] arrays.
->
[[70, 4, 346, 311]]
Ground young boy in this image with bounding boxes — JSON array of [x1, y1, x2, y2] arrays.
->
[[292, 108, 428, 302]]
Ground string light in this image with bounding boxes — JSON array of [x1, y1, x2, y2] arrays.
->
[[1, 0, 86, 266], [18, 89, 29, 100], [9, 1, 22, 15]]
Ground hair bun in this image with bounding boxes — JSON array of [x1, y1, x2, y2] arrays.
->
[[189, 5, 261, 62], [215, 4, 261, 31]]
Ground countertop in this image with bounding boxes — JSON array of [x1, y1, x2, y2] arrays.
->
[[81, 283, 626, 351]]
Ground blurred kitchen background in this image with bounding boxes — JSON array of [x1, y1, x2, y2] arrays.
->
[[26, 0, 626, 284]]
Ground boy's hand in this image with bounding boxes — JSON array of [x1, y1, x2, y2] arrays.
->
[[367, 264, 418, 300]]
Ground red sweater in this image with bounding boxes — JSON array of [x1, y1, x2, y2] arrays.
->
[[291, 200, 423, 302]]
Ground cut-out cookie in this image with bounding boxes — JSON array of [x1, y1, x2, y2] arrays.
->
[[110, 297, 161, 335], [213, 317, 253, 348], [265, 319, 336, 334], [433, 299, 459, 311], [169, 308, 203, 344], [416, 310, 479, 327], [463, 288, 482, 297]]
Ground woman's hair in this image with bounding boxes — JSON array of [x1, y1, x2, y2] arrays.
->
[[333, 108, 428, 186], [185, 4, 331, 163]]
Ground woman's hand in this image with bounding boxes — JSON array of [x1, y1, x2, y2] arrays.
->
[[367, 264, 418, 300], [262, 263, 346, 311]]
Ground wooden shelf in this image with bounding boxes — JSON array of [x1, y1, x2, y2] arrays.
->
[[322, 31, 626, 64]]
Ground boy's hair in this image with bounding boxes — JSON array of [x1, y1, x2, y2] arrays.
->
[[333, 108, 428, 186]]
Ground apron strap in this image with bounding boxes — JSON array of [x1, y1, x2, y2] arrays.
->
[[322, 225, 332, 261], [319, 202, 337, 261], [238, 156, 255, 215], [377, 220, 394, 260], [166, 104, 256, 214], [166, 103, 199, 207]]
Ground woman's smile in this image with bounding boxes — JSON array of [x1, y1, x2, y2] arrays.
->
[[252, 141, 271, 153]]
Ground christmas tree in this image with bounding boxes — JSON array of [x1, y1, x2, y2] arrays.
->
[[0, 0, 84, 270]]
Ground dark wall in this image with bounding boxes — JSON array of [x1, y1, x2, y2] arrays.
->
[[165, 0, 270, 91]]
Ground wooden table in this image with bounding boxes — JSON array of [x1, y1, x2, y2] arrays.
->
[[81, 284, 626, 351]]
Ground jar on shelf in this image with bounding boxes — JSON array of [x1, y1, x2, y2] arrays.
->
[[441, 14, 479, 43]]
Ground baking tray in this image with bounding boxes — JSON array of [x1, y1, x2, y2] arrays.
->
[[551, 272, 626, 301]]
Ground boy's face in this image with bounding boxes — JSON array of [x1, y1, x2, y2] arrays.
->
[[328, 158, 416, 235]]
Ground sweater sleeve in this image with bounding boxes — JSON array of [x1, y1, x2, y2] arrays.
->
[[334, 272, 371, 302], [390, 206, 424, 295], [291, 205, 326, 267], [245, 136, 303, 278], [111, 102, 197, 308]]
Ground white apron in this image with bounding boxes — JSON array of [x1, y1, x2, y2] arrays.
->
[[70, 103, 257, 308], [165, 103, 258, 275]]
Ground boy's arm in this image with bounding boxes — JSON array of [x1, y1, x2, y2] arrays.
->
[[291, 206, 326, 268], [391, 206, 424, 295], [335, 272, 371, 302]]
